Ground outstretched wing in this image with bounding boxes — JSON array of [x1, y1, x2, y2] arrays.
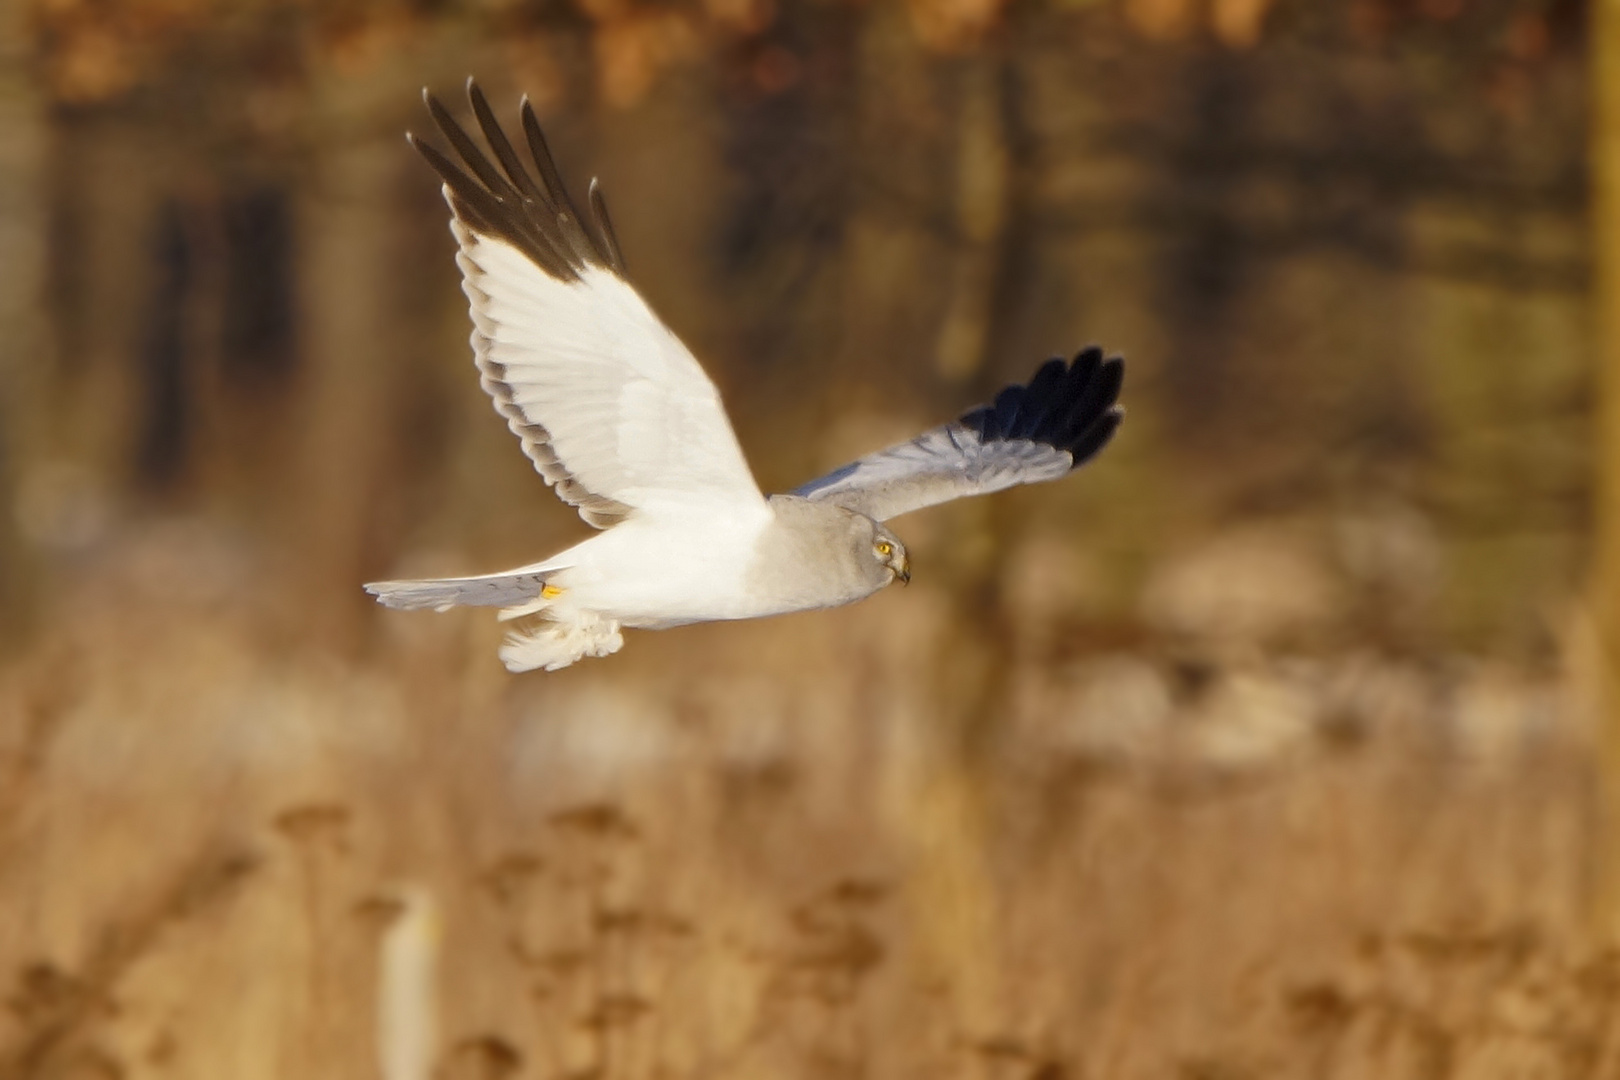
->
[[793, 348, 1124, 522], [412, 80, 765, 528]]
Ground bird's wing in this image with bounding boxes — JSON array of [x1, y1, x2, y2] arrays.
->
[[412, 81, 766, 529], [793, 348, 1124, 522]]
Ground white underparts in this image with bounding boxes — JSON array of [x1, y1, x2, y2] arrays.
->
[[497, 610, 625, 673]]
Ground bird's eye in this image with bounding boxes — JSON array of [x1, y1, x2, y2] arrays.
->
[[875, 541, 893, 557]]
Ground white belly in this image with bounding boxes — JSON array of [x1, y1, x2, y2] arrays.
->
[[543, 506, 778, 628]]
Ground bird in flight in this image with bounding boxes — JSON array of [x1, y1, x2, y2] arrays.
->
[[366, 82, 1125, 671]]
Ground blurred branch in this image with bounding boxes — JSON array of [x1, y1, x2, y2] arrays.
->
[[0, 846, 257, 1078]]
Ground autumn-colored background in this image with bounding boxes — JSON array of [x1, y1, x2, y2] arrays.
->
[[0, 0, 1610, 1077]]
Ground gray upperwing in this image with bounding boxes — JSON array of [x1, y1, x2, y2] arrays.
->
[[792, 425, 1075, 522], [793, 348, 1125, 523]]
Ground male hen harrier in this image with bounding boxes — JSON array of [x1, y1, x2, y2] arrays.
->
[[365, 82, 1125, 671]]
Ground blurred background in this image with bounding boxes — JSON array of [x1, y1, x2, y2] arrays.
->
[[0, 0, 1612, 1076]]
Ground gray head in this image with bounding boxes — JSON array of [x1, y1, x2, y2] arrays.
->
[[758, 495, 912, 607], [852, 515, 910, 587]]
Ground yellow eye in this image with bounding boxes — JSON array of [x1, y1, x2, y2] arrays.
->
[[876, 541, 893, 557]]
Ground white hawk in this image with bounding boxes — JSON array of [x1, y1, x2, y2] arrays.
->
[[365, 82, 1125, 671]]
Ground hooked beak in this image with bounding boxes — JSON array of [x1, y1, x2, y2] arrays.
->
[[895, 555, 911, 586]]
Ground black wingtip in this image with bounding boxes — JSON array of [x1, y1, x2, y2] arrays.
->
[[588, 177, 627, 273], [411, 84, 622, 281], [958, 346, 1126, 467], [1068, 404, 1124, 466]]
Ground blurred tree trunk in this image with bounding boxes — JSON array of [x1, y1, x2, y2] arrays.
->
[[0, 18, 48, 648], [1412, 208, 1586, 647], [290, 48, 469, 653], [933, 56, 1010, 384], [47, 113, 161, 491], [1594, 0, 1620, 936], [906, 49, 1021, 1048], [293, 85, 411, 652]]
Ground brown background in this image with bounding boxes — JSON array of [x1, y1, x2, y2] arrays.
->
[[0, 1, 1606, 1077]]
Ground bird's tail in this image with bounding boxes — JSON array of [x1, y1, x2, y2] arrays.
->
[[365, 566, 622, 672], [364, 568, 552, 614]]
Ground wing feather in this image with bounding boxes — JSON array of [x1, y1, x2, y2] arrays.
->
[[413, 81, 765, 528], [793, 348, 1125, 522]]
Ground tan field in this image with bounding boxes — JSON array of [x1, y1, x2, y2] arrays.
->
[[0, 517, 1603, 1079]]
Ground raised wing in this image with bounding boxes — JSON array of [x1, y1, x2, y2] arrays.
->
[[412, 81, 765, 528], [794, 348, 1124, 522]]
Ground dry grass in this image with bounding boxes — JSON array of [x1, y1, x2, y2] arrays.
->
[[0, 521, 1606, 1080]]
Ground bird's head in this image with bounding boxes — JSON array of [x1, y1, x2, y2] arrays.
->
[[871, 527, 910, 586]]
